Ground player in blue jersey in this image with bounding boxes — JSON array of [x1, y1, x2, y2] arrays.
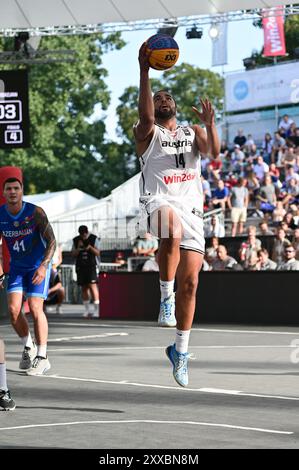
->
[[0, 178, 56, 376]]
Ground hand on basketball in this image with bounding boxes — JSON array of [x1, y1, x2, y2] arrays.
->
[[192, 99, 215, 127], [32, 264, 46, 285], [138, 42, 151, 72]]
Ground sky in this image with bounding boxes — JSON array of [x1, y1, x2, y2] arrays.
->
[[98, 18, 264, 140]]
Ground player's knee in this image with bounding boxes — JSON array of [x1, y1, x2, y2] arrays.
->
[[8, 304, 21, 321], [180, 275, 198, 297]]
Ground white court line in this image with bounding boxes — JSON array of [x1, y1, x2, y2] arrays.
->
[[48, 332, 128, 342], [41, 374, 299, 401], [47, 344, 296, 352], [0, 419, 292, 435]]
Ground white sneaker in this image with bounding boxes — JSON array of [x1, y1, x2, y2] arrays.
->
[[19, 344, 37, 370], [158, 293, 176, 327], [56, 305, 63, 314], [83, 311, 90, 318], [26, 356, 51, 376]]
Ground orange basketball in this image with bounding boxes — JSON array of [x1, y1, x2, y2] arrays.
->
[[145, 34, 179, 70]]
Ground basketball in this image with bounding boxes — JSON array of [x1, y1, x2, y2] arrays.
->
[[145, 34, 179, 70]]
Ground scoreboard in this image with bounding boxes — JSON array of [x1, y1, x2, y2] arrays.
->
[[0, 70, 30, 148]]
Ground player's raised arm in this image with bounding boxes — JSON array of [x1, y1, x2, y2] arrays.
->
[[34, 206, 56, 268], [192, 98, 220, 158], [133, 43, 155, 146]]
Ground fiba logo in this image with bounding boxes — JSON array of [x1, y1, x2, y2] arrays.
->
[[234, 80, 249, 100]]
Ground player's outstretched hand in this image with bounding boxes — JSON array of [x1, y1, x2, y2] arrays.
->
[[32, 265, 46, 285], [192, 99, 215, 127]]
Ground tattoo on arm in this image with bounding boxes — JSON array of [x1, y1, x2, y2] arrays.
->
[[34, 207, 56, 267]]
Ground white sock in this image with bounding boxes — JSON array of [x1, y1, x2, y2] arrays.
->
[[0, 363, 8, 391], [21, 332, 34, 349], [93, 300, 100, 315], [83, 301, 89, 313], [175, 329, 191, 354], [37, 345, 47, 358], [160, 280, 174, 301]]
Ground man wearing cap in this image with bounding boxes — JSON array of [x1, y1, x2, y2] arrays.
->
[[72, 226, 101, 318]]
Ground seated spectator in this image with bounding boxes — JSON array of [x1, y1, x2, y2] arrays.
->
[[211, 245, 238, 271], [282, 178, 299, 208], [228, 176, 249, 237], [115, 251, 127, 267], [285, 165, 299, 186], [142, 250, 159, 272], [278, 114, 294, 138], [211, 179, 229, 211], [205, 236, 220, 263], [262, 133, 273, 164], [208, 155, 222, 181], [231, 145, 245, 174], [292, 227, 299, 259], [283, 212, 297, 230], [133, 233, 159, 257], [233, 129, 246, 149], [253, 156, 269, 182], [256, 174, 277, 217], [281, 146, 296, 167], [239, 225, 262, 269], [272, 200, 287, 225], [246, 171, 260, 203], [221, 151, 234, 175], [271, 131, 286, 163], [277, 246, 299, 270], [287, 127, 299, 149], [245, 251, 259, 271], [245, 134, 256, 154], [204, 214, 225, 238], [256, 248, 277, 271], [258, 220, 274, 236], [272, 227, 291, 264], [44, 268, 65, 314]]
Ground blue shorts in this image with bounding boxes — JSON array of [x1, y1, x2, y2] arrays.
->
[[7, 265, 51, 299]]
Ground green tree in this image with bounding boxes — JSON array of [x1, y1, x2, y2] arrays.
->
[[116, 63, 223, 173], [0, 33, 125, 198]]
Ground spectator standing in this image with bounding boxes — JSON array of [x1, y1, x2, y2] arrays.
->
[[228, 177, 249, 237], [233, 129, 246, 149], [72, 225, 100, 318]]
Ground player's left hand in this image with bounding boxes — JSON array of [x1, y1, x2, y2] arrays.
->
[[192, 99, 215, 127], [32, 264, 47, 285]]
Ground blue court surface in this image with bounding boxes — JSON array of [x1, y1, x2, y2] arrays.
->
[[1, 307, 299, 450]]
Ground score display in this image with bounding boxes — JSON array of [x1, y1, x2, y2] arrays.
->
[[0, 70, 30, 148]]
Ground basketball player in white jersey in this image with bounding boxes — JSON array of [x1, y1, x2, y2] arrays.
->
[[134, 43, 220, 387]]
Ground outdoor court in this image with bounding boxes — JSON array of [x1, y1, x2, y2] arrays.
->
[[0, 306, 298, 449]]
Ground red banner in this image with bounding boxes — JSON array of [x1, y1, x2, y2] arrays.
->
[[262, 6, 286, 57]]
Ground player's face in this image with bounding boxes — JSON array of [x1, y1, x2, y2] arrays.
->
[[3, 182, 23, 205], [153, 92, 176, 120]]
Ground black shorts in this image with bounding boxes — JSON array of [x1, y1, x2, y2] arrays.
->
[[76, 267, 98, 286]]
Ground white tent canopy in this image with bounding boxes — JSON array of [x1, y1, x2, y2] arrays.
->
[[1, 0, 293, 29]]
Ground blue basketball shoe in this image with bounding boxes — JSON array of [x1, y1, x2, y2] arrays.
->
[[166, 344, 190, 387]]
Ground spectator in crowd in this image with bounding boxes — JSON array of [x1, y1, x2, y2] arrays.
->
[[258, 220, 274, 236], [245, 134, 256, 154], [221, 152, 234, 175], [204, 214, 225, 238], [271, 132, 286, 163], [287, 127, 299, 149], [114, 251, 127, 268], [269, 162, 280, 181], [142, 250, 159, 272], [292, 227, 299, 259], [257, 174, 277, 217], [228, 176, 249, 237], [72, 225, 100, 318], [246, 171, 260, 203], [278, 114, 294, 138], [201, 154, 210, 179], [231, 144, 245, 174], [281, 146, 296, 167], [282, 178, 299, 208], [277, 246, 299, 270], [201, 175, 212, 208], [283, 212, 297, 230], [208, 155, 222, 182], [211, 245, 238, 271], [262, 133, 273, 164], [44, 267, 65, 314], [253, 156, 269, 182], [211, 179, 229, 212], [220, 139, 229, 153], [271, 227, 291, 265], [239, 225, 262, 269], [256, 248, 277, 271], [245, 251, 259, 271], [133, 232, 159, 257], [272, 200, 287, 225], [205, 236, 220, 264], [285, 165, 299, 186], [233, 129, 246, 149]]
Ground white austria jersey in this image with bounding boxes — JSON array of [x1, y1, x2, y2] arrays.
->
[[139, 123, 203, 211]]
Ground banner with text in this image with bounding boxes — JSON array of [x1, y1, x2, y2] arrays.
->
[[262, 6, 286, 57]]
